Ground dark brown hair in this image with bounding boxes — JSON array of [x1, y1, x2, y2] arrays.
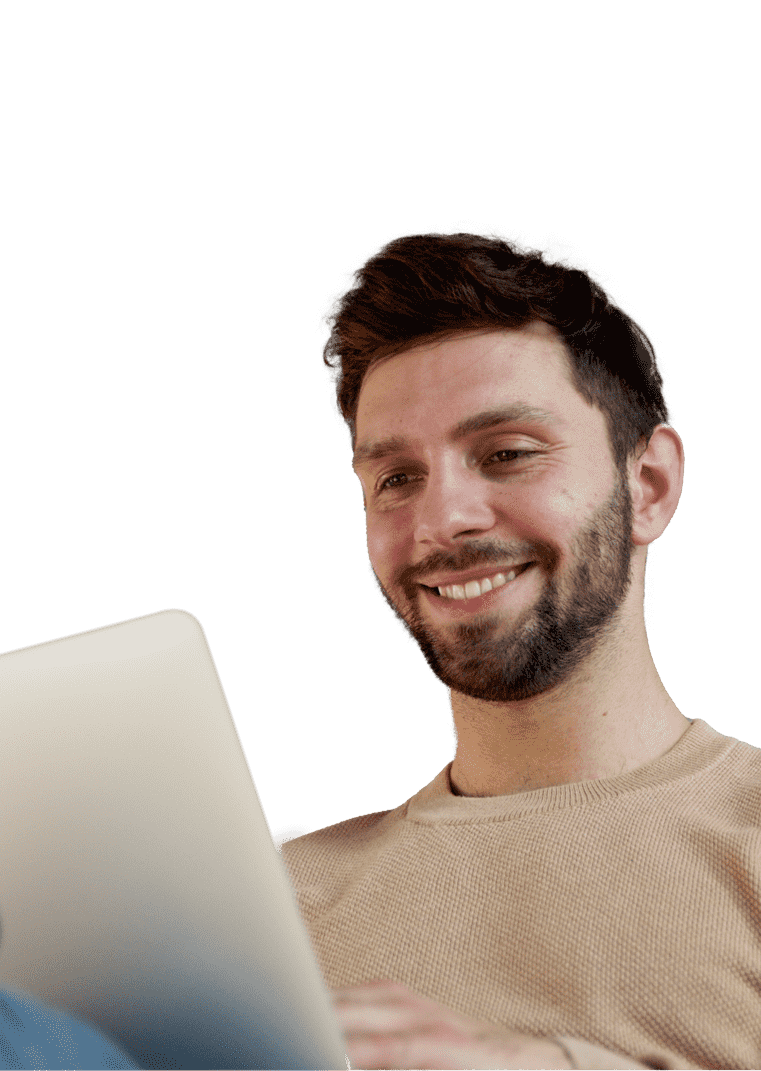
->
[[323, 233, 669, 470]]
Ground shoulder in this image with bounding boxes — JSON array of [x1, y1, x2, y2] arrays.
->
[[279, 804, 408, 913], [279, 805, 404, 864]]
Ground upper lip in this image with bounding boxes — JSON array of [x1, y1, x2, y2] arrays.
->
[[418, 563, 532, 588]]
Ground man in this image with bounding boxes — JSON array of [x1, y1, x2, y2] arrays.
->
[[281, 234, 761, 1070]]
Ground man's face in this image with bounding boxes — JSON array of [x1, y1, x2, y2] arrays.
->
[[352, 323, 635, 703]]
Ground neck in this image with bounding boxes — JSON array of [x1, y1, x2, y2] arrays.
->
[[448, 610, 690, 798]]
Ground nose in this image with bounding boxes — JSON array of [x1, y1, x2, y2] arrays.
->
[[412, 458, 497, 547]]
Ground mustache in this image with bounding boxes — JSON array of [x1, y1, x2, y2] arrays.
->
[[404, 544, 548, 586]]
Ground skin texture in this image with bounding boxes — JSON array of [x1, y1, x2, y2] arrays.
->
[[332, 979, 576, 1069], [336, 323, 687, 1068]]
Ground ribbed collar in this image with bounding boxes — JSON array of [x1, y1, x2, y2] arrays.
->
[[405, 719, 742, 824]]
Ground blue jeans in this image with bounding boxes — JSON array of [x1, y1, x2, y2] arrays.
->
[[0, 986, 138, 1070]]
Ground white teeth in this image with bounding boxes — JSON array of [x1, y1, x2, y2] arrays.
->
[[437, 567, 523, 601]]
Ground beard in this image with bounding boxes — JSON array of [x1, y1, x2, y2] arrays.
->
[[372, 473, 634, 703]]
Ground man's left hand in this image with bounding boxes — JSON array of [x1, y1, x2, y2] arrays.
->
[[332, 978, 573, 1070]]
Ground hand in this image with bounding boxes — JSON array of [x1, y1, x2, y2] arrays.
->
[[332, 978, 573, 1070]]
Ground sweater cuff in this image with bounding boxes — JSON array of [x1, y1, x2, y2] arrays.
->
[[555, 1036, 651, 1070]]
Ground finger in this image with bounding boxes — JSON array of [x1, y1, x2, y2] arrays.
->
[[333, 978, 411, 1001], [346, 1030, 483, 1071], [336, 996, 424, 1035]]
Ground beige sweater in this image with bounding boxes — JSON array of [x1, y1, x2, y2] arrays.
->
[[281, 719, 761, 1070]]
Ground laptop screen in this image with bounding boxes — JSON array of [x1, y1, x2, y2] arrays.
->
[[0, 610, 348, 1070]]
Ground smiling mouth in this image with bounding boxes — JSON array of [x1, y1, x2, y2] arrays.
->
[[422, 562, 534, 601]]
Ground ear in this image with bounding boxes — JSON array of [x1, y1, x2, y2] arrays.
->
[[629, 425, 684, 547]]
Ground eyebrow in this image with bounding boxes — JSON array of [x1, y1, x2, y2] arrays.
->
[[352, 404, 559, 469]]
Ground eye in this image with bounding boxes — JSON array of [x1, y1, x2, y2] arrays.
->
[[488, 447, 535, 464], [376, 475, 411, 490], [374, 447, 535, 492]]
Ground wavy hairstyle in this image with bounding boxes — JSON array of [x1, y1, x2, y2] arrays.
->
[[323, 233, 668, 471]]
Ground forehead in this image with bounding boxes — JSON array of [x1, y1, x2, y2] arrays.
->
[[354, 323, 587, 450]]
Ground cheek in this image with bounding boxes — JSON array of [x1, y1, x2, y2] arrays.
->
[[545, 487, 587, 522], [366, 517, 403, 579], [370, 511, 423, 590], [503, 486, 583, 545]]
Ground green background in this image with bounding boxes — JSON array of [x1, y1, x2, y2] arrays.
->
[[2, 2, 757, 835]]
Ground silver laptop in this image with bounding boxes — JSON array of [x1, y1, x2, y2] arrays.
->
[[0, 610, 349, 1070]]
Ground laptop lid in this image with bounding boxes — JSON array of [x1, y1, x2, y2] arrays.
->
[[0, 609, 349, 1070]]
